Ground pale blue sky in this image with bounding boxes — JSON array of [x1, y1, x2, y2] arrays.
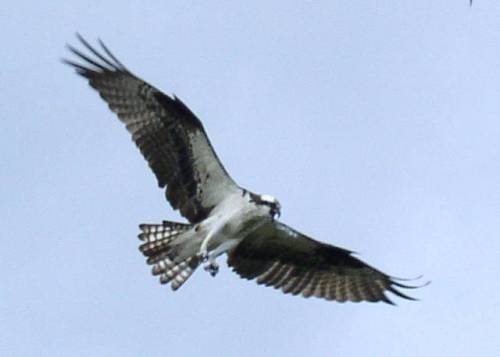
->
[[2, 1, 499, 356]]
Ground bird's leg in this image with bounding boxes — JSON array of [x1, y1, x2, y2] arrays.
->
[[197, 219, 224, 261], [198, 232, 219, 276], [202, 239, 239, 278], [198, 234, 211, 262], [197, 222, 235, 277], [197, 231, 219, 276], [199, 243, 219, 277]]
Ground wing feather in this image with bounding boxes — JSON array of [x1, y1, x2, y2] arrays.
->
[[64, 35, 238, 223], [228, 221, 423, 304], [301, 273, 318, 298]]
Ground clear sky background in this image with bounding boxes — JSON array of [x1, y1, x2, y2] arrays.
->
[[1, 1, 499, 356]]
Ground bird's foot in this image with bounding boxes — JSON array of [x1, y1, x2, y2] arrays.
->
[[198, 249, 209, 263], [203, 261, 219, 277]]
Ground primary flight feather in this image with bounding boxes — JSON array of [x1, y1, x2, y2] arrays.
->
[[64, 34, 424, 304]]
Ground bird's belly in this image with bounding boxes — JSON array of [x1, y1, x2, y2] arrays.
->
[[208, 208, 269, 250]]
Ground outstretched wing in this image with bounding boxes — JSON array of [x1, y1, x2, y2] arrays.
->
[[228, 221, 421, 304], [64, 35, 239, 223]]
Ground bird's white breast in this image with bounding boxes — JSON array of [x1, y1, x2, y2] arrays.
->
[[205, 191, 270, 252]]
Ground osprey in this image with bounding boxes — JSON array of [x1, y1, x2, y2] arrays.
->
[[64, 35, 424, 304]]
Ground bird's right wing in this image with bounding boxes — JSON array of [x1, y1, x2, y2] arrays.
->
[[228, 221, 423, 304], [64, 35, 239, 223]]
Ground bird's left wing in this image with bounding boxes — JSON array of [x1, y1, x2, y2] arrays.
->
[[228, 221, 421, 304], [64, 35, 239, 223]]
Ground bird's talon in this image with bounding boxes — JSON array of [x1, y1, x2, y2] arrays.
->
[[198, 251, 209, 263], [204, 262, 219, 277]]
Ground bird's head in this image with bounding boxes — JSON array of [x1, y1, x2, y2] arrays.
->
[[251, 193, 281, 220]]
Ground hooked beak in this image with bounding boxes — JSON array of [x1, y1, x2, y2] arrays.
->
[[272, 206, 281, 221]]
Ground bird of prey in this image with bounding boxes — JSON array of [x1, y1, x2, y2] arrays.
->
[[64, 35, 424, 304]]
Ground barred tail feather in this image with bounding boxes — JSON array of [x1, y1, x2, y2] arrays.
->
[[138, 220, 200, 291], [154, 255, 201, 291], [138, 221, 191, 257]]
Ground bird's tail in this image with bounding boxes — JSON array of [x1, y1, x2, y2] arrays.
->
[[138, 221, 201, 291]]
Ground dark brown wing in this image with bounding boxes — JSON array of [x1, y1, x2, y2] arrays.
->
[[64, 35, 239, 223], [228, 221, 422, 304]]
